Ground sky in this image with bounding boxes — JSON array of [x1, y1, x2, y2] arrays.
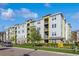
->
[[0, 3, 79, 32]]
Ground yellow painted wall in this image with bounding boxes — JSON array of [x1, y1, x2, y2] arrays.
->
[[43, 16, 50, 42], [62, 19, 66, 38]]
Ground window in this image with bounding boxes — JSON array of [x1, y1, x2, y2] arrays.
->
[[27, 23, 30, 26], [52, 24, 56, 28], [22, 30, 24, 33], [18, 26, 20, 29], [37, 27, 40, 31], [55, 32, 56, 36], [37, 27, 40, 33], [15, 31, 17, 33], [55, 24, 56, 28], [15, 27, 17, 29], [52, 17, 56, 20], [37, 22, 40, 24], [22, 25, 24, 28], [18, 31, 20, 34], [52, 24, 54, 28], [52, 32, 56, 36]]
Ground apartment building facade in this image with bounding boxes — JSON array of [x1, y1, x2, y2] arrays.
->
[[33, 13, 71, 43], [5, 12, 71, 44], [65, 23, 71, 41], [5, 26, 17, 43], [16, 23, 27, 44], [42, 13, 67, 43]]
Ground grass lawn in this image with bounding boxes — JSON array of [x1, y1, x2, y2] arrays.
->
[[13, 44, 79, 55]]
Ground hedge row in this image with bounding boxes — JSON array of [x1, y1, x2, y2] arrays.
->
[[14, 43, 79, 49]]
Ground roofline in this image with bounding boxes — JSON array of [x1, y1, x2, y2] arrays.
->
[[42, 12, 63, 17]]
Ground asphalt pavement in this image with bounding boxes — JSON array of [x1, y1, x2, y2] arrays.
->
[[0, 47, 78, 56]]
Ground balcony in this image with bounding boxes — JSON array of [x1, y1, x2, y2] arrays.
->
[[44, 18, 49, 24], [44, 35, 48, 39], [44, 28, 48, 31], [44, 24, 48, 27], [44, 24, 48, 32], [27, 23, 30, 26], [27, 27, 30, 30], [27, 31, 30, 34], [27, 33, 30, 36], [44, 21, 48, 24]]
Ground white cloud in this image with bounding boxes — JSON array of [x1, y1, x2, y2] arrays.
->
[[16, 8, 38, 19], [0, 8, 38, 21], [44, 3, 51, 7], [0, 8, 14, 20]]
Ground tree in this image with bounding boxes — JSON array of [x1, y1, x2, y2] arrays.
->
[[35, 30, 42, 44], [27, 26, 42, 46], [11, 36, 17, 44]]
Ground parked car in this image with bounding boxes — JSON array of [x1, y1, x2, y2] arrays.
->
[[2, 41, 13, 47]]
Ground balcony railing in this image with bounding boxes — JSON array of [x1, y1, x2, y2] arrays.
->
[[27, 31, 30, 34], [44, 22, 48, 24], [27, 23, 30, 26], [44, 35, 48, 39], [44, 28, 48, 31]]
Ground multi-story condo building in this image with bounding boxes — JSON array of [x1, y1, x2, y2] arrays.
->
[[34, 13, 71, 43], [65, 23, 71, 41], [5, 12, 71, 44], [5, 26, 17, 43]]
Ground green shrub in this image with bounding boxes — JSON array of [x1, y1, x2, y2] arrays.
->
[[35, 43, 45, 46], [63, 44, 73, 49], [43, 43, 57, 47]]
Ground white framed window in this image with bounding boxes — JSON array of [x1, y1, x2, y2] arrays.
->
[[52, 32, 56, 36], [52, 16, 56, 21], [37, 21, 40, 24], [52, 24, 56, 28], [22, 30, 24, 33], [18, 31, 20, 34]]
